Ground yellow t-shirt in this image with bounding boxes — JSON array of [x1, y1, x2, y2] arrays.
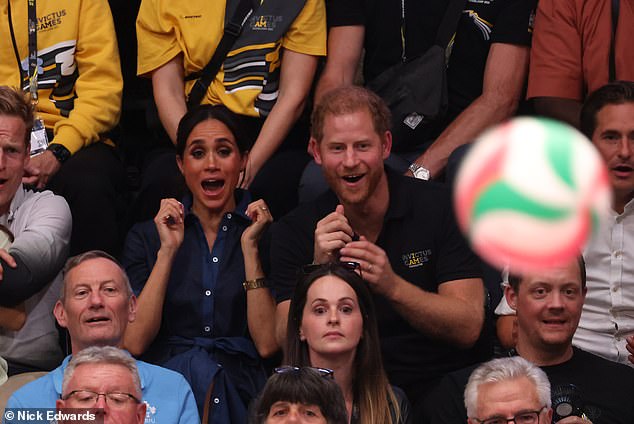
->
[[0, 0, 122, 154], [137, 0, 326, 117]]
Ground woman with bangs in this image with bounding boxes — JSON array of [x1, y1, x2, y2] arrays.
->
[[285, 263, 411, 424], [121, 105, 277, 423]]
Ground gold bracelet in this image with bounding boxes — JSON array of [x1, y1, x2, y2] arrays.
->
[[243, 277, 267, 291]]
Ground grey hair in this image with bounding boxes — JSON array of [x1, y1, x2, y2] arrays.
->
[[60, 250, 133, 301], [464, 357, 551, 418], [62, 346, 142, 398]]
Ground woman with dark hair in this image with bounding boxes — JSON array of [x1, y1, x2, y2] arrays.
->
[[286, 264, 411, 424], [121, 105, 277, 422], [250, 367, 348, 424]]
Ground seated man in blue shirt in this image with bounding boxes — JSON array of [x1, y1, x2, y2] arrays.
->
[[6, 250, 200, 424]]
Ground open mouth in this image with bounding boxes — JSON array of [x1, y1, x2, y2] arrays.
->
[[342, 174, 364, 183], [202, 179, 224, 191], [0, 178, 8, 184], [613, 165, 634, 174], [85, 316, 110, 324]]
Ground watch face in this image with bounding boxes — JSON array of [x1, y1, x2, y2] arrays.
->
[[414, 168, 430, 180]]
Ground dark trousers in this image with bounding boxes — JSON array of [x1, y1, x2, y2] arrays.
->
[[47, 142, 127, 257]]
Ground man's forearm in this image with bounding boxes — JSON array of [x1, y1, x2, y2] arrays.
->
[[0, 254, 59, 306], [414, 90, 522, 177], [386, 276, 485, 348]]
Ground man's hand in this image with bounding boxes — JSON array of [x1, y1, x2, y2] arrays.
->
[[313, 204, 354, 263], [22, 151, 61, 189], [0, 248, 17, 281], [339, 236, 400, 298]]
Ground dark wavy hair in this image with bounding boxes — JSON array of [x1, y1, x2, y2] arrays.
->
[[285, 264, 400, 424], [249, 367, 348, 424], [175, 104, 250, 157], [580, 80, 634, 139]]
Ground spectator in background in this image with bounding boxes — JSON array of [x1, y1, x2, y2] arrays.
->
[[6, 250, 199, 424], [0, 0, 127, 256], [134, 0, 326, 219], [464, 357, 552, 424], [285, 263, 411, 423], [527, 0, 634, 128], [249, 367, 348, 424], [312, 0, 535, 181], [56, 346, 146, 424], [574, 81, 634, 366], [497, 81, 634, 367], [432, 258, 634, 424], [0, 86, 71, 375]]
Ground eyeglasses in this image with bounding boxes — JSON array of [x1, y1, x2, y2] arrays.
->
[[300, 261, 362, 279], [62, 390, 141, 409], [473, 407, 547, 424], [274, 366, 334, 379]]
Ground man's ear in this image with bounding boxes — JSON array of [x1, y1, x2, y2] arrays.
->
[[310, 137, 323, 165], [128, 295, 138, 324], [56, 399, 65, 410], [505, 284, 518, 311], [53, 300, 68, 329], [382, 131, 392, 159], [136, 401, 147, 424]]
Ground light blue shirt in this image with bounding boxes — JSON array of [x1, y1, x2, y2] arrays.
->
[[5, 355, 200, 424]]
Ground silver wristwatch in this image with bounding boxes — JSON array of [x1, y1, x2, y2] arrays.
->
[[408, 163, 430, 180]]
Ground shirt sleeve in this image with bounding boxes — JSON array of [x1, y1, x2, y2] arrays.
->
[[269, 213, 314, 304], [325, 0, 364, 28], [436, 189, 483, 285], [282, 0, 327, 56], [526, 0, 583, 100], [0, 192, 71, 306], [136, 0, 183, 77], [490, 0, 537, 46], [121, 222, 156, 296], [53, 0, 123, 155]]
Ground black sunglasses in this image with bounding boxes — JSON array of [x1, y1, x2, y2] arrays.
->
[[274, 366, 335, 379]]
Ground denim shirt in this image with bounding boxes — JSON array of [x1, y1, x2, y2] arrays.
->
[[122, 190, 267, 421]]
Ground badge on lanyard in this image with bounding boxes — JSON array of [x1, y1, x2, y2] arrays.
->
[[30, 117, 48, 156], [25, 0, 49, 156]]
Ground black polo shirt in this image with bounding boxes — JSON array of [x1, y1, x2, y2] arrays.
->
[[270, 169, 483, 401]]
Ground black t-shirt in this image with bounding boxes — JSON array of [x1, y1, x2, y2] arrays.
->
[[431, 348, 634, 424], [326, 0, 535, 129], [270, 170, 483, 401]]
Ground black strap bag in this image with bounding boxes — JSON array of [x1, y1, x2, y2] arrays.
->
[[366, 0, 466, 152]]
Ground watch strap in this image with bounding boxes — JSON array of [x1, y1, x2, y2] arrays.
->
[[243, 277, 267, 291], [47, 143, 71, 164]]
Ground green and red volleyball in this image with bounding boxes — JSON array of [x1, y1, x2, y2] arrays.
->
[[454, 117, 611, 273]]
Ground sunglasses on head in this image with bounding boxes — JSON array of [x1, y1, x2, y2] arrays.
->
[[274, 366, 334, 379]]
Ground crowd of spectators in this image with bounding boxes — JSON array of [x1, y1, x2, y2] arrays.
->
[[1, 0, 633, 423]]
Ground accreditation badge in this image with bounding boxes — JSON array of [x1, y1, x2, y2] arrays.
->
[[30, 117, 49, 156]]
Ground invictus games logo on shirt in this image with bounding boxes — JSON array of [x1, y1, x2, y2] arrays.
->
[[37, 9, 66, 31], [250, 15, 283, 31], [402, 250, 431, 268]]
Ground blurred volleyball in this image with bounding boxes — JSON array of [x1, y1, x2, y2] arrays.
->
[[454, 117, 611, 274]]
